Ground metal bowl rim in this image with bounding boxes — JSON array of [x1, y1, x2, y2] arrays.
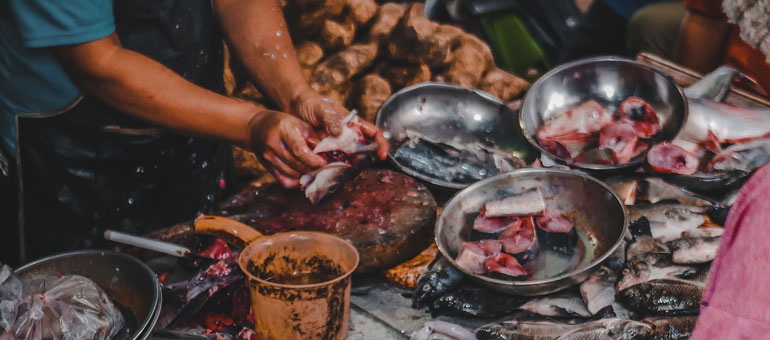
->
[[519, 56, 689, 170], [435, 168, 629, 288], [375, 82, 506, 190], [15, 249, 162, 339]]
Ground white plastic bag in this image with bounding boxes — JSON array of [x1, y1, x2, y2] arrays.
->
[[0, 265, 22, 332], [3, 274, 124, 340]]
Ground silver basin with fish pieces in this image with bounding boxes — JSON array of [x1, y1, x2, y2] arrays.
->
[[15, 250, 161, 340], [520, 57, 687, 170], [436, 168, 627, 296], [376, 82, 538, 191]]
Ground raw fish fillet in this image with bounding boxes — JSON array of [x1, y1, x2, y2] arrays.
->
[[499, 216, 538, 263], [300, 162, 355, 204], [599, 121, 648, 163], [473, 215, 521, 234], [647, 142, 699, 175], [535, 209, 574, 233], [483, 188, 546, 217], [618, 96, 659, 138], [535, 209, 578, 255], [455, 240, 501, 274], [485, 253, 527, 279], [536, 100, 612, 141]]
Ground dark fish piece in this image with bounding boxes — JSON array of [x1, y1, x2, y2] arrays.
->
[[628, 217, 652, 239], [637, 178, 713, 206], [617, 253, 697, 291], [575, 148, 618, 165], [517, 291, 592, 319], [430, 285, 525, 318], [658, 170, 747, 193], [500, 216, 539, 264], [643, 316, 698, 340], [667, 237, 720, 264], [616, 279, 704, 316], [628, 205, 706, 243], [476, 319, 577, 340], [684, 65, 739, 101], [456, 240, 502, 274], [604, 237, 628, 274], [413, 255, 466, 308], [535, 210, 577, 256], [647, 142, 698, 175], [705, 205, 730, 226], [394, 137, 458, 182], [486, 253, 528, 279], [557, 318, 654, 340]]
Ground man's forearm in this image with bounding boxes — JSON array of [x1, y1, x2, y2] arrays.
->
[[215, 0, 311, 112], [52, 34, 260, 147]]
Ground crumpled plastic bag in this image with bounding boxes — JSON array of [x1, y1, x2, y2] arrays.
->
[[0, 265, 22, 332], [0, 269, 124, 340]]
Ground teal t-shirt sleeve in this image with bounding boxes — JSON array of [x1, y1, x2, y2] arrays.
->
[[7, 0, 114, 48]]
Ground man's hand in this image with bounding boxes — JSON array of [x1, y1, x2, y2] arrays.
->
[[247, 110, 327, 188], [291, 91, 389, 160]]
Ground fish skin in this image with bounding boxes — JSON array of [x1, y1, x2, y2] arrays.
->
[[616, 279, 704, 316], [537, 100, 613, 141], [301, 162, 355, 204], [680, 98, 770, 145], [708, 138, 770, 174], [628, 205, 706, 243], [642, 316, 698, 340], [484, 188, 546, 217], [393, 137, 461, 183], [684, 65, 740, 101], [413, 256, 466, 307], [667, 237, 720, 264], [579, 266, 618, 315], [604, 237, 628, 274], [429, 285, 525, 318], [616, 253, 698, 292], [518, 291, 592, 319], [555, 318, 653, 340], [637, 178, 713, 206], [626, 236, 670, 260], [704, 205, 730, 226]]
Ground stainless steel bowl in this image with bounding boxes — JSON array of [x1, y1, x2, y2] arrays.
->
[[15, 250, 161, 340], [376, 82, 538, 191], [520, 57, 687, 170], [435, 168, 627, 296]]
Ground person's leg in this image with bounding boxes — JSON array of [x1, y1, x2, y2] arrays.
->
[[690, 164, 770, 338], [626, 1, 686, 59], [557, 0, 628, 64]]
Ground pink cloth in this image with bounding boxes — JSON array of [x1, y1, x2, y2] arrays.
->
[[691, 164, 770, 339]]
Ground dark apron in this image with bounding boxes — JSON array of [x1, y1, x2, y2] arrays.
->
[[16, 0, 232, 262]]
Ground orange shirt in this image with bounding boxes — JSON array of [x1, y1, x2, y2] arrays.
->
[[685, 0, 770, 95]]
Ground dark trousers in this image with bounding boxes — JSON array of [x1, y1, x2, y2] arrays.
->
[[0, 146, 20, 267], [557, 0, 629, 64]]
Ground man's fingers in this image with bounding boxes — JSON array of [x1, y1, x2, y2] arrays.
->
[[272, 169, 300, 188], [357, 120, 389, 160], [273, 140, 314, 173], [320, 105, 345, 136], [263, 151, 301, 179]]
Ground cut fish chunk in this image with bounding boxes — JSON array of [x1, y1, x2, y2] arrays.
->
[[485, 253, 527, 279], [473, 215, 521, 234], [483, 188, 546, 217], [499, 216, 539, 263], [455, 240, 502, 274]]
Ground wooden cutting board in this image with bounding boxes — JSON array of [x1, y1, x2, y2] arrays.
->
[[216, 169, 437, 273]]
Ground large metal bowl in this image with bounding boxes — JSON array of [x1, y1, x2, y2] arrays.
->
[[15, 250, 161, 340], [520, 57, 687, 170], [436, 168, 627, 296], [376, 82, 538, 192]]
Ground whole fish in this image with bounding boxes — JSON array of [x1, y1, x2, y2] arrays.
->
[[579, 267, 617, 315], [413, 256, 466, 308], [616, 253, 698, 291], [643, 316, 698, 340], [637, 178, 713, 206], [616, 278, 704, 316], [517, 291, 592, 319], [476, 319, 577, 340], [410, 321, 476, 340], [556, 318, 653, 340], [680, 98, 770, 145], [667, 237, 720, 264], [430, 284, 526, 318], [684, 65, 740, 101], [476, 318, 652, 340], [626, 235, 669, 260], [708, 138, 770, 174], [628, 205, 706, 243]]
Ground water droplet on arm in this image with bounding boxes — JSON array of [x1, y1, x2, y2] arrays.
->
[[282, 53, 288, 58], [276, 31, 282, 37]]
